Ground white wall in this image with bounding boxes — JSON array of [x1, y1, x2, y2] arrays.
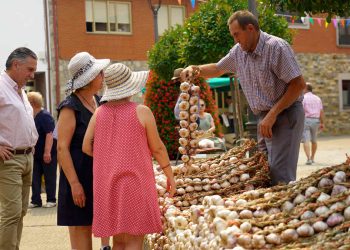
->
[[0, 1, 47, 71]]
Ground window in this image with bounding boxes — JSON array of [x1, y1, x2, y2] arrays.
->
[[338, 74, 350, 111], [85, 0, 131, 34], [157, 5, 185, 35], [337, 20, 350, 47]]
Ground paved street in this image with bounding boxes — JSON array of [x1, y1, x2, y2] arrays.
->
[[20, 135, 350, 249]]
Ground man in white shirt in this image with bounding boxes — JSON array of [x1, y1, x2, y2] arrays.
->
[[0, 47, 39, 250]]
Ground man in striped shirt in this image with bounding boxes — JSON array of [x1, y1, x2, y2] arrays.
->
[[302, 83, 325, 165], [181, 10, 306, 185]]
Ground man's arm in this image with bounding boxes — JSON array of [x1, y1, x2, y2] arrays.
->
[[259, 75, 306, 138], [43, 132, 53, 164], [181, 63, 226, 81]]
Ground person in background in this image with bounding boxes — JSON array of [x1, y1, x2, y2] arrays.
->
[[181, 10, 306, 185], [224, 96, 235, 133], [56, 52, 110, 250], [301, 83, 325, 165], [0, 47, 39, 250], [27, 92, 57, 208], [198, 99, 217, 148], [82, 63, 176, 250]]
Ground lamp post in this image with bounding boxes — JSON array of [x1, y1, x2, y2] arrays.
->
[[147, 0, 162, 42], [245, 0, 258, 141]]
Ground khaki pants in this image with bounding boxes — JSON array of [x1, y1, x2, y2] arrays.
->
[[0, 154, 33, 250]]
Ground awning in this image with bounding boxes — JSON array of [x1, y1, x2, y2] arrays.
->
[[207, 77, 232, 89]]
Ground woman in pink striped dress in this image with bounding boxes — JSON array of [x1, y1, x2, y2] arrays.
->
[[82, 63, 176, 250]]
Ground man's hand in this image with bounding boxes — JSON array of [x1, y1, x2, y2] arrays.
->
[[259, 112, 277, 138], [0, 145, 13, 161], [180, 65, 200, 82], [43, 152, 52, 164], [319, 123, 325, 131]]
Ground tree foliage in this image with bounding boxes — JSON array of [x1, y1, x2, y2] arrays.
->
[[269, 0, 350, 22]]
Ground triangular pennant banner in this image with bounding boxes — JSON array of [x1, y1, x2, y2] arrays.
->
[[301, 17, 305, 23], [291, 16, 295, 24], [309, 17, 314, 25], [191, 0, 195, 8], [316, 18, 322, 26], [325, 21, 329, 28], [341, 19, 345, 27], [332, 19, 338, 29], [346, 19, 350, 27], [177, 0, 181, 4]]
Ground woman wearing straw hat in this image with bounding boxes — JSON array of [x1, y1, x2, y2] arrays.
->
[[82, 63, 176, 249], [56, 52, 110, 250]]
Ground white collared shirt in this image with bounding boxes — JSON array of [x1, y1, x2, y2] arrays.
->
[[0, 71, 38, 148]]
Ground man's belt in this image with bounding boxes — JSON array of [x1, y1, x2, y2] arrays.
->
[[10, 148, 33, 155]]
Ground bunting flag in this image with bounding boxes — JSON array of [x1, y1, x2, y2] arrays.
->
[[275, 14, 350, 29], [177, 0, 181, 4], [316, 18, 322, 26], [191, 0, 195, 8]]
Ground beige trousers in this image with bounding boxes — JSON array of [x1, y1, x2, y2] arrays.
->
[[0, 154, 33, 250]]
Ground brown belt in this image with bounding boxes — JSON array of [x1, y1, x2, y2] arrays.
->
[[10, 148, 33, 155]]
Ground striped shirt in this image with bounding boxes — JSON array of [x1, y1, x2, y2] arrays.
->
[[303, 92, 323, 118], [217, 31, 302, 114]]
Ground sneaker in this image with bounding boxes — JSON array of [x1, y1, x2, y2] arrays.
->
[[101, 246, 111, 250], [306, 159, 312, 165], [43, 202, 56, 208], [28, 203, 41, 208]]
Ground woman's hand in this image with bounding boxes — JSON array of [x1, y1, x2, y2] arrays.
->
[[71, 182, 86, 208], [166, 177, 176, 198]]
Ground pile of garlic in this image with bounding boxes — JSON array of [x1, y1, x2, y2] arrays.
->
[[147, 162, 350, 249], [177, 81, 201, 171]]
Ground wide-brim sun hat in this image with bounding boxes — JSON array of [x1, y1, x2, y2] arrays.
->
[[65, 52, 110, 94], [101, 63, 149, 102], [171, 67, 184, 80]]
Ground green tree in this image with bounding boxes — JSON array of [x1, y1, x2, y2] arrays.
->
[[269, 0, 350, 22]]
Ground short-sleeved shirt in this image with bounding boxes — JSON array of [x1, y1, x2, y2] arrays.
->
[[303, 92, 323, 118], [199, 113, 213, 131], [33, 109, 56, 160], [217, 31, 302, 114]]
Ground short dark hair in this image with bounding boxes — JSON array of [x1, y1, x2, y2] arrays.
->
[[306, 83, 313, 92], [5, 47, 37, 69], [227, 10, 259, 31]]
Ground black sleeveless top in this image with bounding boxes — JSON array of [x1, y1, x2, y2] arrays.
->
[[57, 93, 100, 226]]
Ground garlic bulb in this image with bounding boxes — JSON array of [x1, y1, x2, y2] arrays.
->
[[238, 164, 248, 171], [239, 209, 253, 219], [229, 176, 239, 184], [300, 210, 316, 220], [264, 192, 273, 199], [252, 234, 266, 249], [179, 101, 190, 111], [179, 120, 189, 128], [176, 188, 186, 195], [236, 199, 247, 206], [240, 221, 252, 233], [293, 194, 306, 204], [180, 92, 190, 101], [189, 122, 198, 131], [185, 185, 194, 193], [326, 213, 344, 227], [237, 234, 252, 249], [305, 186, 318, 197], [189, 139, 198, 148], [224, 200, 235, 207], [267, 207, 281, 215], [281, 201, 294, 212], [331, 185, 347, 196], [330, 201, 345, 211], [179, 128, 189, 138], [281, 229, 298, 242], [181, 155, 190, 162], [312, 221, 328, 232], [178, 147, 187, 155], [333, 171, 346, 184], [240, 173, 250, 181], [315, 205, 329, 216], [296, 223, 314, 237], [220, 181, 230, 189], [189, 96, 199, 105], [253, 209, 267, 218], [318, 177, 333, 188], [190, 105, 198, 114], [180, 82, 190, 92], [317, 192, 331, 202], [178, 138, 188, 147], [179, 111, 189, 120], [190, 132, 198, 139], [343, 206, 350, 220], [191, 85, 200, 93], [190, 114, 198, 122], [265, 233, 281, 245]]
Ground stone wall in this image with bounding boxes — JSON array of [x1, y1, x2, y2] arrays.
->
[[296, 53, 350, 135]]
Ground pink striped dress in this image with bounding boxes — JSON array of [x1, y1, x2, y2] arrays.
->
[[92, 102, 162, 237]]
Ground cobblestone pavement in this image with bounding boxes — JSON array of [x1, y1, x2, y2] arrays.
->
[[20, 135, 350, 249]]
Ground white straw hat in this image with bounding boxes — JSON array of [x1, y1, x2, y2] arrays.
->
[[101, 63, 149, 102], [65, 52, 110, 94]]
